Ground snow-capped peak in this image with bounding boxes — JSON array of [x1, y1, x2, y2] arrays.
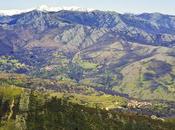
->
[[0, 5, 95, 16], [0, 9, 34, 16], [37, 5, 94, 12]]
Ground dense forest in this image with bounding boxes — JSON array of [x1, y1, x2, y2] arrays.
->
[[0, 87, 175, 130]]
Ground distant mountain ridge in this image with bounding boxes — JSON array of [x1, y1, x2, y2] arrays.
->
[[0, 9, 175, 48]]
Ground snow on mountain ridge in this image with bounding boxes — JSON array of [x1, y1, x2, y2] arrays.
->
[[38, 5, 94, 12], [0, 9, 34, 16], [0, 5, 95, 16]]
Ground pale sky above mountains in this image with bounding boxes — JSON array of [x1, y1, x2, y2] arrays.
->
[[0, 0, 175, 15]]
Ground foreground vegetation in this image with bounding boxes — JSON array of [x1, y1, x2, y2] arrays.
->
[[0, 86, 175, 130], [0, 73, 174, 130]]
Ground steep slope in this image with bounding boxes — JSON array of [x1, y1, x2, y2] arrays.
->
[[77, 41, 175, 100]]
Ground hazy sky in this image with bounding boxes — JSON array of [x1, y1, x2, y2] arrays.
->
[[0, 0, 175, 15]]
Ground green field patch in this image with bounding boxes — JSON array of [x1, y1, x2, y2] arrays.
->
[[78, 61, 98, 70]]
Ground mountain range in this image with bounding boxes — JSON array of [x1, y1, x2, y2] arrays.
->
[[0, 9, 175, 101], [0, 7, 175, 130]]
